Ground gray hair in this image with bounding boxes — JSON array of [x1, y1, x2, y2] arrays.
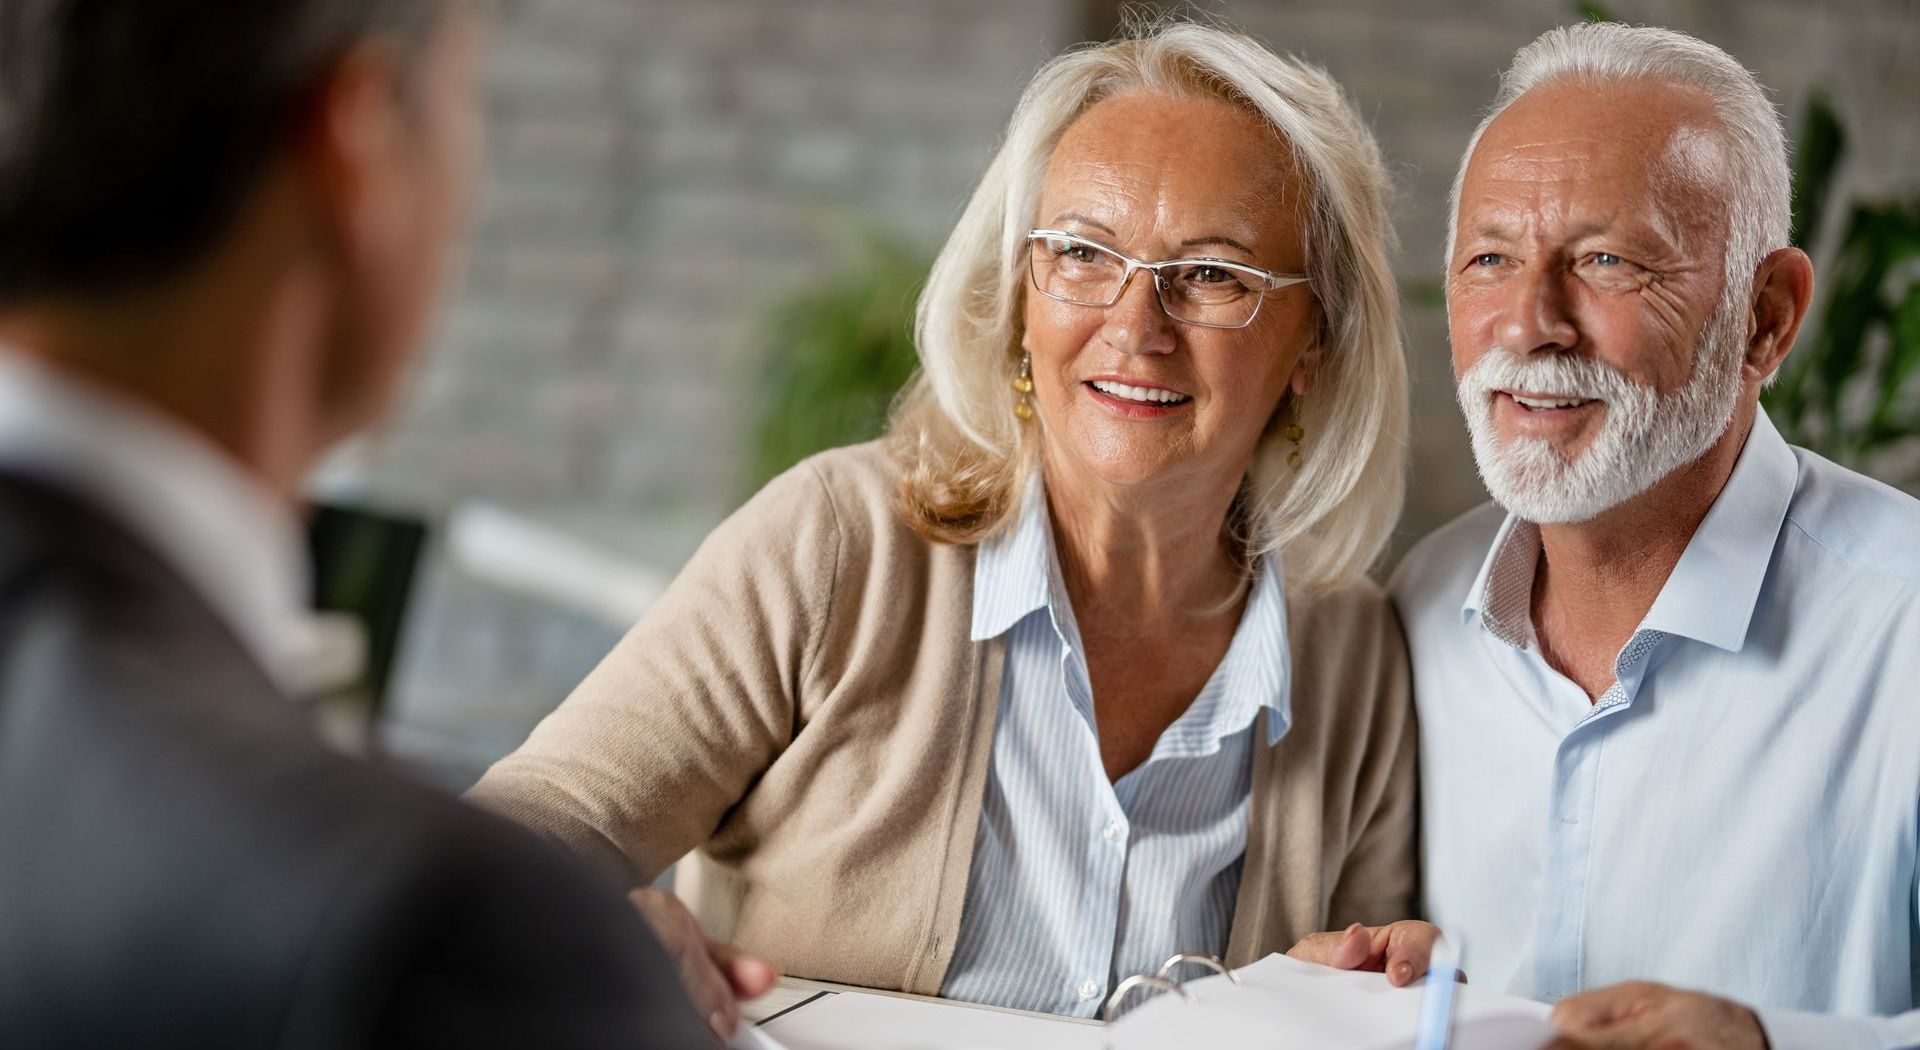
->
[[1445, 22, 1791, 304], [888, 20, 1408, 592]]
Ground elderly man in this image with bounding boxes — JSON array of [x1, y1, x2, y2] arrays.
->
[[1391, 22, 1920, 1050]]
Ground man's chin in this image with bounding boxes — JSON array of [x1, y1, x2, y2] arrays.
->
[[1478, 454, 1629, 526]]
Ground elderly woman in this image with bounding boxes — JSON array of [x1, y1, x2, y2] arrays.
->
[[471, 21, 1419, 1031]]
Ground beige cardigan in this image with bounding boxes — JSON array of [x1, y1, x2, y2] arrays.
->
[[469, 442, 1417, 995]]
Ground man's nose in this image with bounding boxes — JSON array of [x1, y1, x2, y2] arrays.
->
[[1495, 265, 1579, 356], [1099, 268, 1177, 356]]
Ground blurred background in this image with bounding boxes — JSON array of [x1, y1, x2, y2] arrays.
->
[[300, 0, 1920, 786]]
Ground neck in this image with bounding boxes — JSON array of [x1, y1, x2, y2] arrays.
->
[[0, 258, 332, 507], [1040, 442, 1248, 626], [1530, 397, 1758, 692]]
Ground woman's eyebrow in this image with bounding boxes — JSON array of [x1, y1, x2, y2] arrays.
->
[[1050, 212, 1116, 235], [1179, 234, 1257, 256]]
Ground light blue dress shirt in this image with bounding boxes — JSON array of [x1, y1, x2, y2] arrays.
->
[[938, 476, 1289, 1017], [1391, 410, 1920, 1050]]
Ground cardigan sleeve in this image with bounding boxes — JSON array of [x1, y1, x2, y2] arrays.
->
[[465, 458, 843, 884], [1322, 594, 1421, 929]]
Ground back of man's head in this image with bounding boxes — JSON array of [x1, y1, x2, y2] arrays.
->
[[0, 0, 445, 306]]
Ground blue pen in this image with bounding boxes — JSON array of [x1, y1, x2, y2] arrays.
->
[[1412, 935, 1462, 1050]]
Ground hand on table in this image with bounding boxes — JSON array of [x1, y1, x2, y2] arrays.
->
[[628, 886, 780, 1038], [1546, 981, 1769, 1050], [1285, 920, 1457, 988]]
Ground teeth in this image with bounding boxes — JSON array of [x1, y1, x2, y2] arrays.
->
[[1511, 394, 1593, 410], [1091, 380, 1190, 404]]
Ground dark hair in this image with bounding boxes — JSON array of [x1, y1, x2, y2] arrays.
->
[[0, 0, 447, 304]]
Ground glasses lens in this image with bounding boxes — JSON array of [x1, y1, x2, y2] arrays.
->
[[1030, 235, 1127, 306], [1159, 262, 1261, 327]]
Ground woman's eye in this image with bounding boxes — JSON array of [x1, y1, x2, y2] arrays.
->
[[1061, 246, 1098, 264], [1192, 265, 1231, 284]]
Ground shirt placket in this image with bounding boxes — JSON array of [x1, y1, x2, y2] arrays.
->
[[1057, 622, 1129, 1012], [1528, 628, 1665, 1002]]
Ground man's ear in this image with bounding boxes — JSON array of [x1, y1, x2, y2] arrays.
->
[[294, 44, 413, 267], [1743, 246, 1815, 386]]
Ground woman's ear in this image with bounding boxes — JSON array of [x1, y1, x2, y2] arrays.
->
[[1289, 342, 1322, 398]]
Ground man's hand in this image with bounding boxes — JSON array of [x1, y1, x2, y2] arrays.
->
[[628, 886, 780, 1037], [1285, 920, 1454, 988], [1547, 981, 1769, 1050]]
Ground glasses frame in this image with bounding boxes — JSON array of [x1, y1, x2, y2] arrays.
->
[[1025, 228, 1310, 330]]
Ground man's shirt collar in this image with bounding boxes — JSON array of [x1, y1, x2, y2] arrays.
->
[[1462, 408, 1800, 655]]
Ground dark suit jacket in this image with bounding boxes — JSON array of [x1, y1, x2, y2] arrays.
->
[[0, 474, 715, 1049]]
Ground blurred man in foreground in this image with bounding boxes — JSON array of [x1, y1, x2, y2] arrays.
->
[[0, 2, 711, 1046], [1394, 22, 1920, 1050]]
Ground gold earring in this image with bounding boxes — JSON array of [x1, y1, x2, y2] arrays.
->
[[1012, 353, 1035, 420], [1284, 422, 1305, 468]]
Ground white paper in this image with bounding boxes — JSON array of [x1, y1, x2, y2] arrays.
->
[[728, 1020, 796, 1050], [1105, 954, 1555, 1050], [760, 990, 1107, 1050]]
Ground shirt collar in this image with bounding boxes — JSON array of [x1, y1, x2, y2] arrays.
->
[[1462, 408, 1800, 655], [971, 471, 1290, 746], [1641, 409, 1798, 652], [970, 470, 1054, 642], [0, 352, 313, 693]]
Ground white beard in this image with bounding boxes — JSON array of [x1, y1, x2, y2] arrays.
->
[[1454, 294, 1747, 524]]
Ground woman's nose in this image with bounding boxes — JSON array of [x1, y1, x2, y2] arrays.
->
[[1099, 269, 1178, 356]]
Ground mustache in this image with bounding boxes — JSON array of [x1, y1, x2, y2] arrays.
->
[[1455, 347, 1651, 403]]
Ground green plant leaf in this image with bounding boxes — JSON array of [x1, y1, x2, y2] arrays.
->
[[751, 233, 928, 487], [1789, 90, 1845, 251], [1870, 255, 1920, 435]]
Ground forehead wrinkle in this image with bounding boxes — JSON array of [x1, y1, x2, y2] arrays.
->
[[1039, 91, 1306, 267]]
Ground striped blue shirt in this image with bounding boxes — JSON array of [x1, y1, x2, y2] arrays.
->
[[938, 476, 1290, 1017]]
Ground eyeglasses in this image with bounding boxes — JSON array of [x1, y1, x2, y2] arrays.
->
[[1025, 229, 1309, 330]]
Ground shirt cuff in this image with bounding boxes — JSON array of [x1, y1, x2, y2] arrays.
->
[[1755, 1005, 1906, 1050]]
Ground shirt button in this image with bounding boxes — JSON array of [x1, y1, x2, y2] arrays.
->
[[1078, 979, 1102, 1001], [1103, 821, 1125, 844]]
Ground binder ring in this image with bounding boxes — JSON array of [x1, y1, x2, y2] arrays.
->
[[1100, 974, 1192, 1021], [1156, 953, 1241, 986]]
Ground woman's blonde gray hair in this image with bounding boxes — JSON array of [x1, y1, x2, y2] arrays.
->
[[885, 20, 1408, 592]]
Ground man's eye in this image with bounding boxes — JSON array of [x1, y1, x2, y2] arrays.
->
[[1472, 253, 1504, 268], [1592, 252, 1623, 266]]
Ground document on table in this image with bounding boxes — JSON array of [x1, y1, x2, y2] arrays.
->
[[1106, 953, 1555, 1050], [735, 954, 1554, 1050], [750, 989, 1105, 1050]]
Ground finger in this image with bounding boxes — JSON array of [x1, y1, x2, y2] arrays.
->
[[1330, 923, 1373, 970], [711, 939, 781, 999], [1286, 924, 1373, 969], [682, 949, 739, 1037], [627, 889, 740, 1036], [1382, 922, 1436, 987], [1285, 927, 1357, 966], [1551, 983, 1660, 1034]]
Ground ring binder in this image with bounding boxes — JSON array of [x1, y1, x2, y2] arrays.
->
[[1100, 952, 1239, 1021]]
